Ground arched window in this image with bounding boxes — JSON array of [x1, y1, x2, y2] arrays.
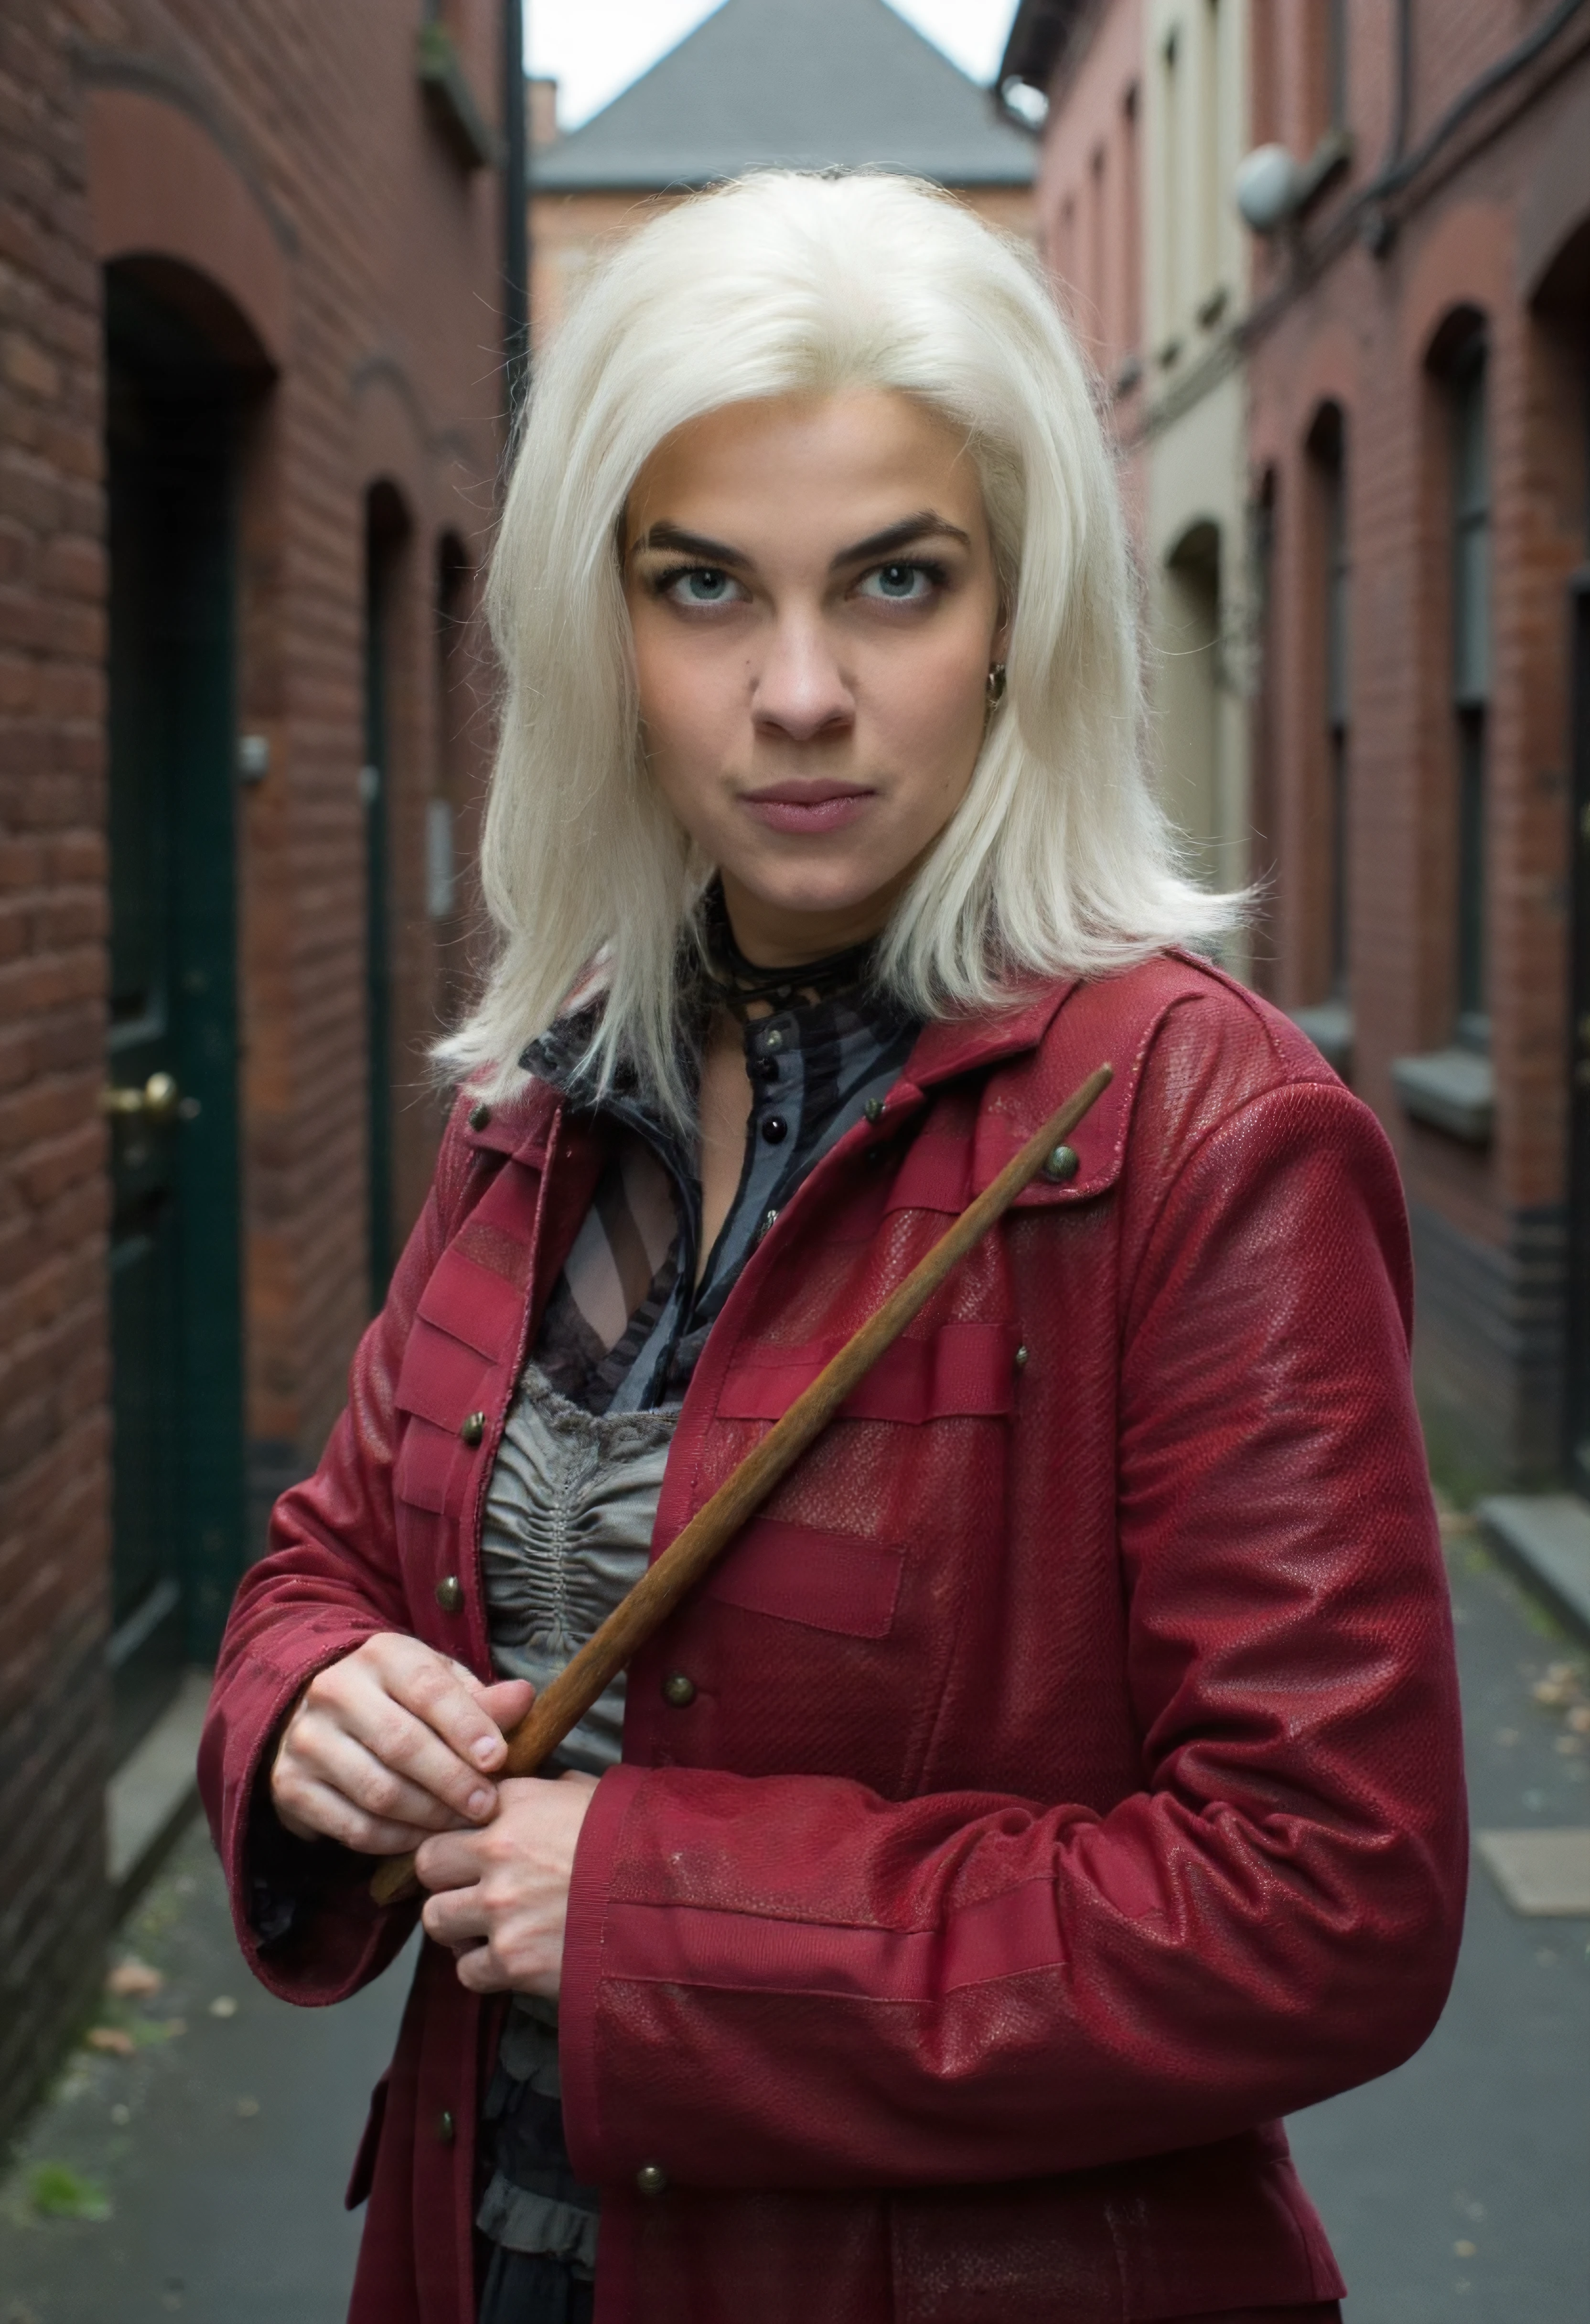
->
[[1446, 328, 1491, 1048], [1306, 403, 1350, 1004], [363, 480, 413, 1303]]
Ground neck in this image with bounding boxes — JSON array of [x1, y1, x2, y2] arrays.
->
[[718, 868, 908, 969]]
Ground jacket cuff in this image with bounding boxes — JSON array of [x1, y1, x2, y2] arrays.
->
[[559, 1761, 647, 2181], [200, 1620, 413, 2003]]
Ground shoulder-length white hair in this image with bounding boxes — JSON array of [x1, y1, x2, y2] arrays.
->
[[440, 169, 1239, 1119]]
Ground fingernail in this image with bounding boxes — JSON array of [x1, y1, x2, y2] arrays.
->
[[471, 1738, 501, 1768], [467, 1788, 494, 1819]]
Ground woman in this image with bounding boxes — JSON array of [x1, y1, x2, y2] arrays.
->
[[201, 173, 1466, 2324]]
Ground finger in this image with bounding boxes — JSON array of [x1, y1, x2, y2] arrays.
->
[[328, 1683, 502, 1823], [277, 1775, 437, 1858], [413, 1826, 490, 1894], [475, 1677, 536, 1734], [306, 1728, 490, 1836], [453, 1942, 514, 1994], [382, 1648, 523, 1775], [420, 1884, 490, 1950]]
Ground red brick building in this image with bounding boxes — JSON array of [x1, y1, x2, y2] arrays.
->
[[0, 0, 508, 2134], [1006, 0, 1590, 1512], [1000, 0, 1145, 518], [1241, 0, 1590, 1499]]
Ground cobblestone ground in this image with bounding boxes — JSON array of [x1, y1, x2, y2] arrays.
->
[[0, 1528, 1585, 2324]]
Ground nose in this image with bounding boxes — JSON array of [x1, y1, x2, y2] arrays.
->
[[750, 615, 854, 743]]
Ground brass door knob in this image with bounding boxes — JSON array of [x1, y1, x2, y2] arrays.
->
[[100, 1072, 195, 1123]]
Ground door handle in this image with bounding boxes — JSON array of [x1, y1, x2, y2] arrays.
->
[[100, 1072, 198, 1123]]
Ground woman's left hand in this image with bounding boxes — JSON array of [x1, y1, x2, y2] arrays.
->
[[414, 1770, 599, 1998]]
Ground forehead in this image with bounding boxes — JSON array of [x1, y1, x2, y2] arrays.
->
[[623, 390, 984, 545]]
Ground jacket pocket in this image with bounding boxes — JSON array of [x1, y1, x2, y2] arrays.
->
[[344, 2069, 390, 2211], [718, 1321, 1020, 1425], [702, 1517, 904, 1637]]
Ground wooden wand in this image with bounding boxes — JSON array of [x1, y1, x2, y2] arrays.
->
[[370, 1061, 1112, 1908]]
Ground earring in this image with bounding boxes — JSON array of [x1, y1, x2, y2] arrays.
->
[[986, 663, 1008, 707]]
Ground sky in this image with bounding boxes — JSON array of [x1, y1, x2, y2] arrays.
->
[[527, 0, 1022, 131]]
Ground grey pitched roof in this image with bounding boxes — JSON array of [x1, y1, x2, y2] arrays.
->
[[532, 0, 1036, 193]]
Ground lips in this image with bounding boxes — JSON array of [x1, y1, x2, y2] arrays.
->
[[739, 782, 876, 836]]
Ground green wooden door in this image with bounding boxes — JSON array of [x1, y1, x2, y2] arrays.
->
[[105, 270, 247, 1762]]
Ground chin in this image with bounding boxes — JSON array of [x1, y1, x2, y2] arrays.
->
[[737, 858, 898, 918]]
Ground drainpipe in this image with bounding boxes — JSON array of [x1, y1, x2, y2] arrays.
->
[[503, 0, 530, 420]]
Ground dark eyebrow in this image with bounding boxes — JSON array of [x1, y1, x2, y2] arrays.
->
[[629, 521, 746, 566], [829, 511, 972, 569], [628, 510, 973, 571]]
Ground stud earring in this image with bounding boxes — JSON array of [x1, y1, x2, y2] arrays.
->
[[986, 663, 1008, 707]]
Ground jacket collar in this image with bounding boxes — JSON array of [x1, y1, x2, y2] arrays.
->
[[462, 979, 1080, 1164], [893, 979, 1078, 1099]]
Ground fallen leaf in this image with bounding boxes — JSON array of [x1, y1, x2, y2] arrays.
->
[[236, 2096, 260, 2119], [1568, 1706, 1590, 1735], [207, 1995, 238, 2020], [1454, 2239, 1477, 2258], [85, 2026, 135, 2056], [106, 1958, 164, 1999]]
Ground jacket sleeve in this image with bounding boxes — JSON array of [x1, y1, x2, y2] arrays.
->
[[558, 1075, 1468, 2189], [198, 1103, 488, 2005]]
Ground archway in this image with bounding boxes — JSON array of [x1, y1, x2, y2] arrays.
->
[[103, 258, 270, 1758], [1160, 519, 1223, 884]]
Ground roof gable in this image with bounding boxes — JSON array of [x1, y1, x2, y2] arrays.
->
[[533, 0, 1036, 193]]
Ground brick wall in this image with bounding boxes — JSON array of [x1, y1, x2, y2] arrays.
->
[[0, 0, 503, 2145], [1246, 1, 1590, 1487], [1023, 0, 1146, 508], [0, 5, 116, 2127]]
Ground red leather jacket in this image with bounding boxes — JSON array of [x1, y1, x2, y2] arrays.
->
[[201, 953, 1466, 2324]]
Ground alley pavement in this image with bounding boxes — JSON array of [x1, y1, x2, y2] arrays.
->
[[0, 1527, 1585, 2324]]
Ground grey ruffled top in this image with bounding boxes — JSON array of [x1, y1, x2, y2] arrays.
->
[[475, 1363, 677, 2278]]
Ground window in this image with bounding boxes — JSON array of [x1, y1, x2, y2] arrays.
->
[[1201, 0, 1222, 307], [1450, 341, 1490, 1048], [1326, 0, 1349, 134], [1161, 30, 1181, 349], [1320, 418, 1350, 999]]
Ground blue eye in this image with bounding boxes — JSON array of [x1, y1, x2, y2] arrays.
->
[[663, 566, 740, 605], [859, 561, 938, 603]]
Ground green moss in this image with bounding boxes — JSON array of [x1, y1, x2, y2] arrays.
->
[[27, 2161, 110, 2222]]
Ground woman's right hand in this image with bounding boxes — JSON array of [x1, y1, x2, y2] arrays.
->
[[269, 1634, 535, 1856]]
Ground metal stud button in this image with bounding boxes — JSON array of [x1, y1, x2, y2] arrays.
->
[[438, 2109, 456, 2144], [1014, 1343, 1029, 1370], [864, 1097, 884, 1125], [467, 1102, 492, 1131], [762, 1115, 788, 1144], [460, 1410, 486, 1447], [434, 1575, 464, 1614], [1041, 1143, 1080, 1184], [662, 1671, 697, 1708], [635, 2163, 668, 2197]]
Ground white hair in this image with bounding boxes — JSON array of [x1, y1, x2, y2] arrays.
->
[[440, 170, 1241, 1120]]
